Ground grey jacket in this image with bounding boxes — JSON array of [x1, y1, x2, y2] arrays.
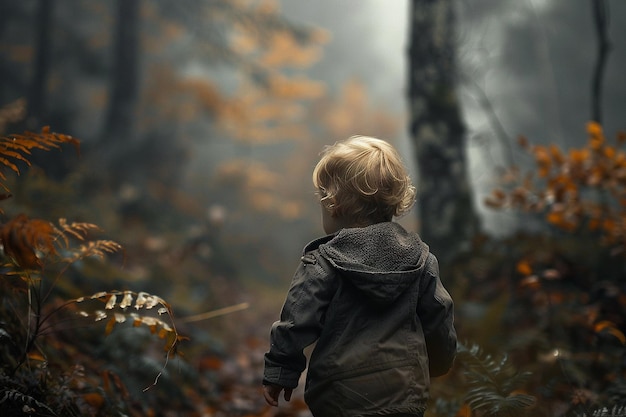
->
[[264, 222, 457, 417]]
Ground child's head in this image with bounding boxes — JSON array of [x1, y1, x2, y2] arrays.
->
[[312, 135, 416, 227]]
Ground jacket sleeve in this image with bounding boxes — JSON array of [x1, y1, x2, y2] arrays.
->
[[417, 254, 457, 377], [263, 252, 337, 389]]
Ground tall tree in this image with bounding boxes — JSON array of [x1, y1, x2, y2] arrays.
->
[[26, 0, 55, 130], [101, 0, 140, 146], [590, 0, 611, 124], [407, 0, 480, 261]]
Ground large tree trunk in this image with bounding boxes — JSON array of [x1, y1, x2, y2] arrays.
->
[[407, 0, 480, 261], [102, 0, 140, 145]]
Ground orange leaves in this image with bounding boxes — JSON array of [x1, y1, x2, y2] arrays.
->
[[218, 3, 328, 145], [0, 214, 122, 270], [317, 79, 402, 140], [0, 214, 56, 269], [487, 123, 626, 252], [258, 31, 323, 68], [2, 125, 80, 157], [516, 260, 533, 276], [516, 258, 562, 292], [593, 320, 626, 345], [82, 392, 105, 409], [587, 121, 604, 150], [267, 73, 325, 100], [0, 125, 80, 195], [220, 74, 324, 144]]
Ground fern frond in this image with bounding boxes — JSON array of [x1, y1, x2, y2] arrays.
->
[[1, 126, 80, 154], [606, 380, 626, 407], [579, 405, 626, 417], [0, 388, 56, 416], [56, 218, 102, 244], [458, 342, 536, 417], [66, 240, 122, 262], [0, 214, 122, 269], [74, 290, 185, 353], [0, 125, 80, 196], [459, 343, 514, 387], [71, 290, 187, 391], [0, 213, 57, 269], [465, 389, 536, 416], [603, 405, 626, 417]]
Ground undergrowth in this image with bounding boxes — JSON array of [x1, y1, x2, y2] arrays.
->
[[0, 125, 186, 416]]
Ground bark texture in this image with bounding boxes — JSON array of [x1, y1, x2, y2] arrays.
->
[[407, 0, 480, 261]]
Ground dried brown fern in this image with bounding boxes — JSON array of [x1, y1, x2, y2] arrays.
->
[[73, 290, 187, 391], [1, 218, 186, 390], [0, 214, 56, 269], [0, 125, 80, 196], [77, 291, 183, 342], [0, 123, 189, 411], [0, 215, 121, 270]]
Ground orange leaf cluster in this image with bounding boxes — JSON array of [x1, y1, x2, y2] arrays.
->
[[0, 125, 80, 194], [486, 122, 626, 252], [0, 215, 120, 269], [0, 214, 56, 269]]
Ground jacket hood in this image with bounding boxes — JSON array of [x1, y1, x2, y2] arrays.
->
[[313, 222, 429, 307]]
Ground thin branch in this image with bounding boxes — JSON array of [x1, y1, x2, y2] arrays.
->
[[465, 79, 515, 167], [177, 302, 250, 323]]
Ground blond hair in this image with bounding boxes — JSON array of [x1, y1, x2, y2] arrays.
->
[[312, 135, 416, 224]]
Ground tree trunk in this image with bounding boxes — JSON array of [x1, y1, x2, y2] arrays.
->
[[26, 0, 54, 129], [590, 0, 611, 124], [407, 0, 480, 261], [102, 0, 140, 145]]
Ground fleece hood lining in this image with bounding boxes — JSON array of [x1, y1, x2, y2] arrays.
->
[[316, 222, 429, 305]]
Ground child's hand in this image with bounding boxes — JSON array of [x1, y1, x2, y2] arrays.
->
[[263, 383, 293, 407]]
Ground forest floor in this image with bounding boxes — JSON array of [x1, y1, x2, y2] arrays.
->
[[185, 283, 313, 417]]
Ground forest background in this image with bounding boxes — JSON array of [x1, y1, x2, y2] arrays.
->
[[0, 0, 625, 416]]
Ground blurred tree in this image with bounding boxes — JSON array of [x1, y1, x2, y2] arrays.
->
[[91, 0, 329, 190], [407, 0, 480, 261], [101, 0, 140, 147], [26, 0, 54, 130], [590, 0, 611, 124]]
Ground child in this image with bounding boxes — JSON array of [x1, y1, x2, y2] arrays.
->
[[263, 136, 457, 417]]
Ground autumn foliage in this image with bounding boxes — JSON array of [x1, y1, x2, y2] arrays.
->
[[0, 128, 187, 415], [437, 123, 626, 416], [486, 122, 626, 253]]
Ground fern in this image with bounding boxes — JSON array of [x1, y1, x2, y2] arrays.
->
[[0, 124, 190, 415], [0, 125, 79, 195], [574, 405, 626, 417], [458, 342, 536, 417], [73, 290, 185, 355], [0, 214, 121, 269], [0, 388, 57, 416], [0, 215, 185, 391]]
